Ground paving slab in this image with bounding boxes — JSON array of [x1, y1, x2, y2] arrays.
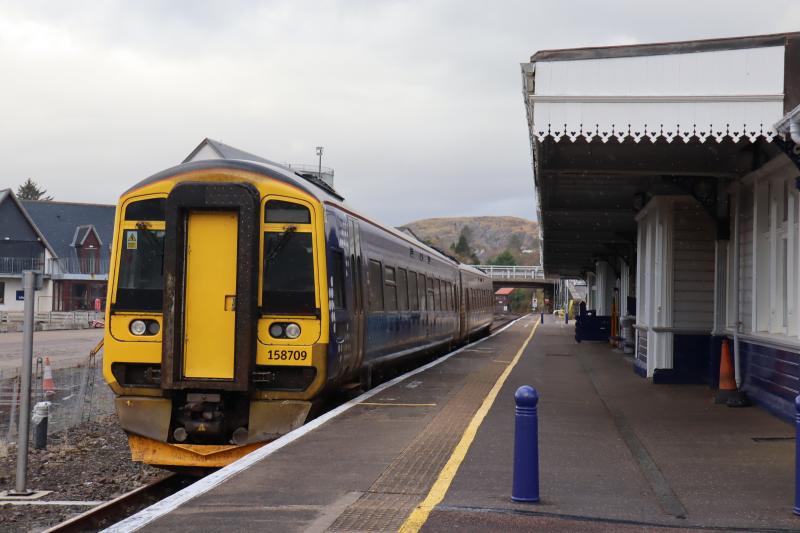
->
[[432, 319, 799, 532]]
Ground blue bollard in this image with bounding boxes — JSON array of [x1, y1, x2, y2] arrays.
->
[[512, 385, 540, 503], [795, 395, 800, 515]]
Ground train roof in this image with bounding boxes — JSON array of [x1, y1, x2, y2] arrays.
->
[[123, 158, 343, 202], [124, 159, 489, 278]]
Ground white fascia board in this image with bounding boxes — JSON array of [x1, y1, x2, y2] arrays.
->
[[529, 46, 785, 144]]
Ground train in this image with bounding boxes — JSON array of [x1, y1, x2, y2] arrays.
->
[[102, 158, 494, 468]]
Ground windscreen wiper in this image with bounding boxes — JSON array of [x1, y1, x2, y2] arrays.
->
[[264, 226, 297, 263]]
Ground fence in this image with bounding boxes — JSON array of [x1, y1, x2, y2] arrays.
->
[[474, 265, 546, 280], [0, 311, 104, 333], [0, 257, 45, 275], [0, 354, 114, 453], [49, 257, 110, 276]]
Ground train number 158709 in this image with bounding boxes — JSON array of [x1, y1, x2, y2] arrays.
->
[[266, 349, 308, 362]]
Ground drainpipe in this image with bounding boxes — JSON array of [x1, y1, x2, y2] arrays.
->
[[731, 184, 742, 388]]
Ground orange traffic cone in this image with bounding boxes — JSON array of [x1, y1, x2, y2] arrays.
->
[[714, 339, 749, 407], [42, 357, 56, 395]]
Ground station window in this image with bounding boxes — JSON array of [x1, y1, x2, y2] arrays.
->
[[384, 266, 397, 311], [368, 259, 383, 310], [265, 200, 311, 224], [408, 271, 419, 310], [397, 268, 408, 311], [330, 250, 346, 309]]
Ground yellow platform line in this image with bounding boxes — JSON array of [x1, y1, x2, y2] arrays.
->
[[398, 317, 540, 533], [359, 402, 437, 407]]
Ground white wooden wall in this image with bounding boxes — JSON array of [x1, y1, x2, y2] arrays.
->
[[738, 184, 754, 333], [672, 202, 715, 330]]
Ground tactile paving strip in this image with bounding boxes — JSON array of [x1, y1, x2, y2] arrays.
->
[[327, 324, 529, 533]]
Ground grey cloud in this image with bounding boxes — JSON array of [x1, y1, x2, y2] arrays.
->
[[0, 0, 797, 226]]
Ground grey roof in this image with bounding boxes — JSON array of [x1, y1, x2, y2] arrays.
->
[[182, 138, 343, 200], [530, 31, 800, 62], [183, 138, 281, 166], [21, 200, 116, 260], [0, 189, 57, 257]]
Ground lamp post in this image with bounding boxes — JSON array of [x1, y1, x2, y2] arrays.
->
[[316, 146, 324, 177]]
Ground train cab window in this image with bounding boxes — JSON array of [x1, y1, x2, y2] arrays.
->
[[397, 268, 408, 311], [330, 250, 346, 309], [368, 259, 384, 310], [262, 230, 316, 315], [427, 277, 435, 311], [265, 200, 311, 224], [124, 198, 165, 221], [418, 274, 427, 311], [384, 266, 397, 311], [408, 271, 419, 310], [116, 228, 165, 311]]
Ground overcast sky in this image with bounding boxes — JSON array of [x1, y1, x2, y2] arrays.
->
[[1, 1, 798, 226]]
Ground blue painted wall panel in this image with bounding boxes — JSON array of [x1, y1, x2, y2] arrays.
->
[[740, 340, 800, 423]]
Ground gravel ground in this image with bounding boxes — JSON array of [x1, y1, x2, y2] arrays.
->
[[0, 414, 166, 533]]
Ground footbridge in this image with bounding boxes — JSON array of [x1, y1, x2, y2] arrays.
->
[[472, 265, 559, 289]]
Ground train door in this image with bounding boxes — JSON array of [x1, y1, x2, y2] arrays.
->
[[458, 272, 466, 340], [349, 218, 365, 369], [183, 210, 238, 379]]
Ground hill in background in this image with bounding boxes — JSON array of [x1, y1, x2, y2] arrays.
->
[[400, 216, 540, 265]]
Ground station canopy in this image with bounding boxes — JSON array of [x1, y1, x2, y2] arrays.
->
[[522, 33, 800, 277]]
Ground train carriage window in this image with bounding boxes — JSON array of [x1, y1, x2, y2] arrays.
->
[[368, 259, 384, 310], [447, 282, 453, 311], [397, 268, 408, 311], [418, 274, 426, 311], [449, 282, 454, 311], [265, 200, 311, 224], [330, 250, 346, 309], [427, 277, 435, 311], [408, 271, 418, 310], [384, 266, 397, 311], [262, 230, 316, 314], [435, 280, 442, 311]]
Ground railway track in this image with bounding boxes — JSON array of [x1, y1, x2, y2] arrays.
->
[[42, 474, 197, 533]]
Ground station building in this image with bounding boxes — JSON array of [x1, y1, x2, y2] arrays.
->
[[522, 32, 800, 420], [0, 189, 114, 312]]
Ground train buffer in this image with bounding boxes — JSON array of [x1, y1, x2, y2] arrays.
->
[[108, 316, 797, 532]]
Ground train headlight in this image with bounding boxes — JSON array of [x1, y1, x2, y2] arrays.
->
[[147, 321, 161, 335], [130, 320, 147, 336], [269, 323, 284, 338], [285, 323, 301, 339]]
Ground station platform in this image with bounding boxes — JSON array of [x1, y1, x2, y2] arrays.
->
[[113, 316, 798, 533]]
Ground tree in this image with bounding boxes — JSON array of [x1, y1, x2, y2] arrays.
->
[[452, 226, 479, 263], [507, 233, 523, 251], [490, 250, 517, 266], [16, 179, 52, 201]]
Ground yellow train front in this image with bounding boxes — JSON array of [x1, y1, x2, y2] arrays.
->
[[103, 159, 494, 469]]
